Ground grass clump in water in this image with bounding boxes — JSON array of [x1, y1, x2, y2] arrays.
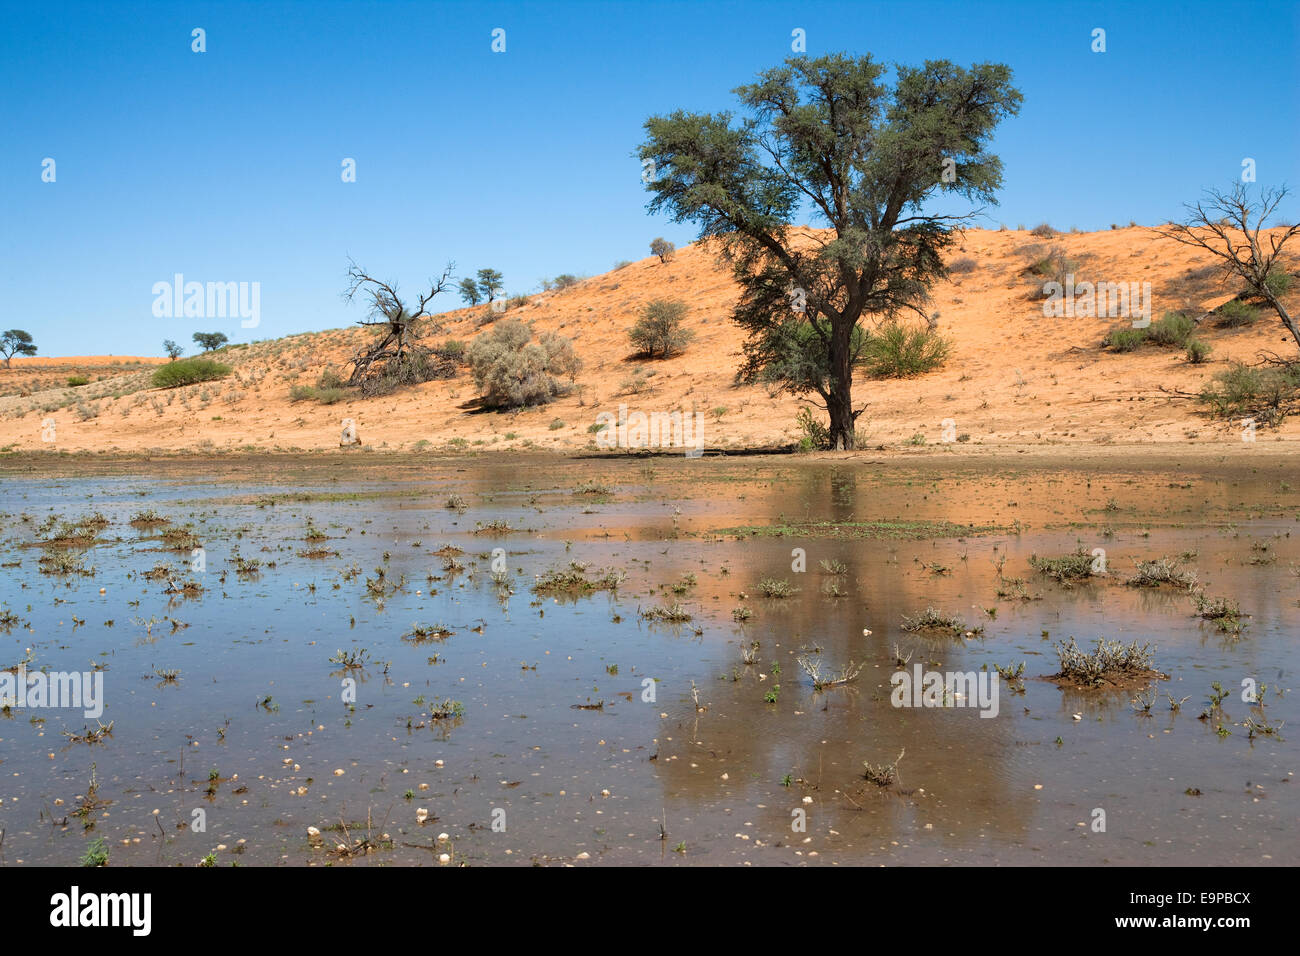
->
[[1051, 637, 1161, 687], [533, 561, 625, 595]]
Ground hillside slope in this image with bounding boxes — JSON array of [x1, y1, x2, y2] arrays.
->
[[2, 225, 1298, 455]]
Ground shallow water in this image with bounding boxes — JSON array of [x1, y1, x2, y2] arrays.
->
[[0, 454, 1296, 866]]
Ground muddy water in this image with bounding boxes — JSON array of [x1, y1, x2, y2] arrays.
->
[[0, 453, 1295, 866]]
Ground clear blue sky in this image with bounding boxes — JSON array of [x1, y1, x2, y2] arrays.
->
[[2, 0, 1296, 357]]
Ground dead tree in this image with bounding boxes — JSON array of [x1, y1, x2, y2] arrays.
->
[[1153, 184, 1300, 350], [343, 258, 455, 386]]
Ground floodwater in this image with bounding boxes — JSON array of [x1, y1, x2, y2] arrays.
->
[[0, 451, 1295, 866]]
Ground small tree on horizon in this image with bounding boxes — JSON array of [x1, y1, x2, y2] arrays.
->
[[0, 329, 37, 367], [163, 339, 184, 362], [1154, 183, 1300, 350], [457, 277, 481, 306], [629, 299, 694, 358], [476, 268, 504, 303], [638, 53, 1021, 449], [192, 331, 228, 352], [650, 237, 675, 263]]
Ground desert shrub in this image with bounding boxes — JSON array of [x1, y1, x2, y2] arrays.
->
[[948, 256, 978, 273], [553, 274, 580, 290], [1053, 637, 1157, 686], [1198, 361, 1300, 425], [67, 376, 89, 387], [151, 359, 232, 389], [795, 406, 829, 451], [434, 339, 467, 364], [1213, 299, 1258, 328], [467, 319, 581, 408], [650, 237, 675, 263], [290, 368, 352, 404], [862, 322, 950, 378], [1029, 223, 1056, 237], [1104, 328, 1148, 352], [361, 350, 456, 397], [1263, 271, 1292, 297], [1030, 547, 1098, 581], [507, 294, 530, 310], [613, 260, 633, 270], [1029, 245, 1079, 289], [1185, 339, 1212, 364], [629, 299, 693, 358], [1146, 311, 1195, 347]]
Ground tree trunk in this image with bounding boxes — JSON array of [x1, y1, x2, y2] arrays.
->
[[1265, 291, 1300, 351], [827, 320, 856, 450]]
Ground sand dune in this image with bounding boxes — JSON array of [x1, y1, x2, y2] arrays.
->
[[2, 225, 1296, 455]]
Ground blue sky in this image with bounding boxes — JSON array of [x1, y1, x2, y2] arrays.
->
[[2, 0, 1296, 357]]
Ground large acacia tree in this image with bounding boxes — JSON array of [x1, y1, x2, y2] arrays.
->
[[638, 53, 1021, 449]]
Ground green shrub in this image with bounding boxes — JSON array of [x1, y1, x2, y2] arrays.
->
[[553, 274, 580, 290], [434, 339, 467, 364], [361, 350, 456, 397], [1104, 328, 1148, 352], [151, 358, 232, 389], [467, 318, 581, 408], [1199, 361, 1300, 425], [1029, 223, 1056, 238], [1263, 271, 1292, 297], [317, 368, 347, 390], [629, 299, 694, 358], [66, 376, 89, 387], [1146, 311, 1195, 347], [795, 406, 829, 451], [1214, 299, 1258, 328], [1185, 338, 1212, 364], [507, 294, 530, 310], [1030, 245, 1079, 289], [863, 322, 950, 377]]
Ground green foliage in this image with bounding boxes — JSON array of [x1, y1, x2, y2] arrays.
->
[[638, 52, 1022, 450], [1146, 311, 1195, 346], [66, 376, 90, 387], [1214, 298, 1258, 328], [151, 358, 232, 389], [1185, 338, 1212, 364], [629, 299, 694, 358], [1104, 328, 1148, 352], [1263, 270, 1292, 297], [434, 339, 467, 364], [553, 274, 580, 290], [192, 331, 229, 352], [467, 318, 581, 408], [0, 329, 37, 366], [163, 339, 184, 361], [360, 350, 455, 397], [795, 406, 829, 451], [650, 237, 675, 263], [862, 322, 951, 378], [476, 268, 504, 302], [457, 277, 481, 306], [1199, 361, 1300, 425], [80, 837, 109, 867]]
